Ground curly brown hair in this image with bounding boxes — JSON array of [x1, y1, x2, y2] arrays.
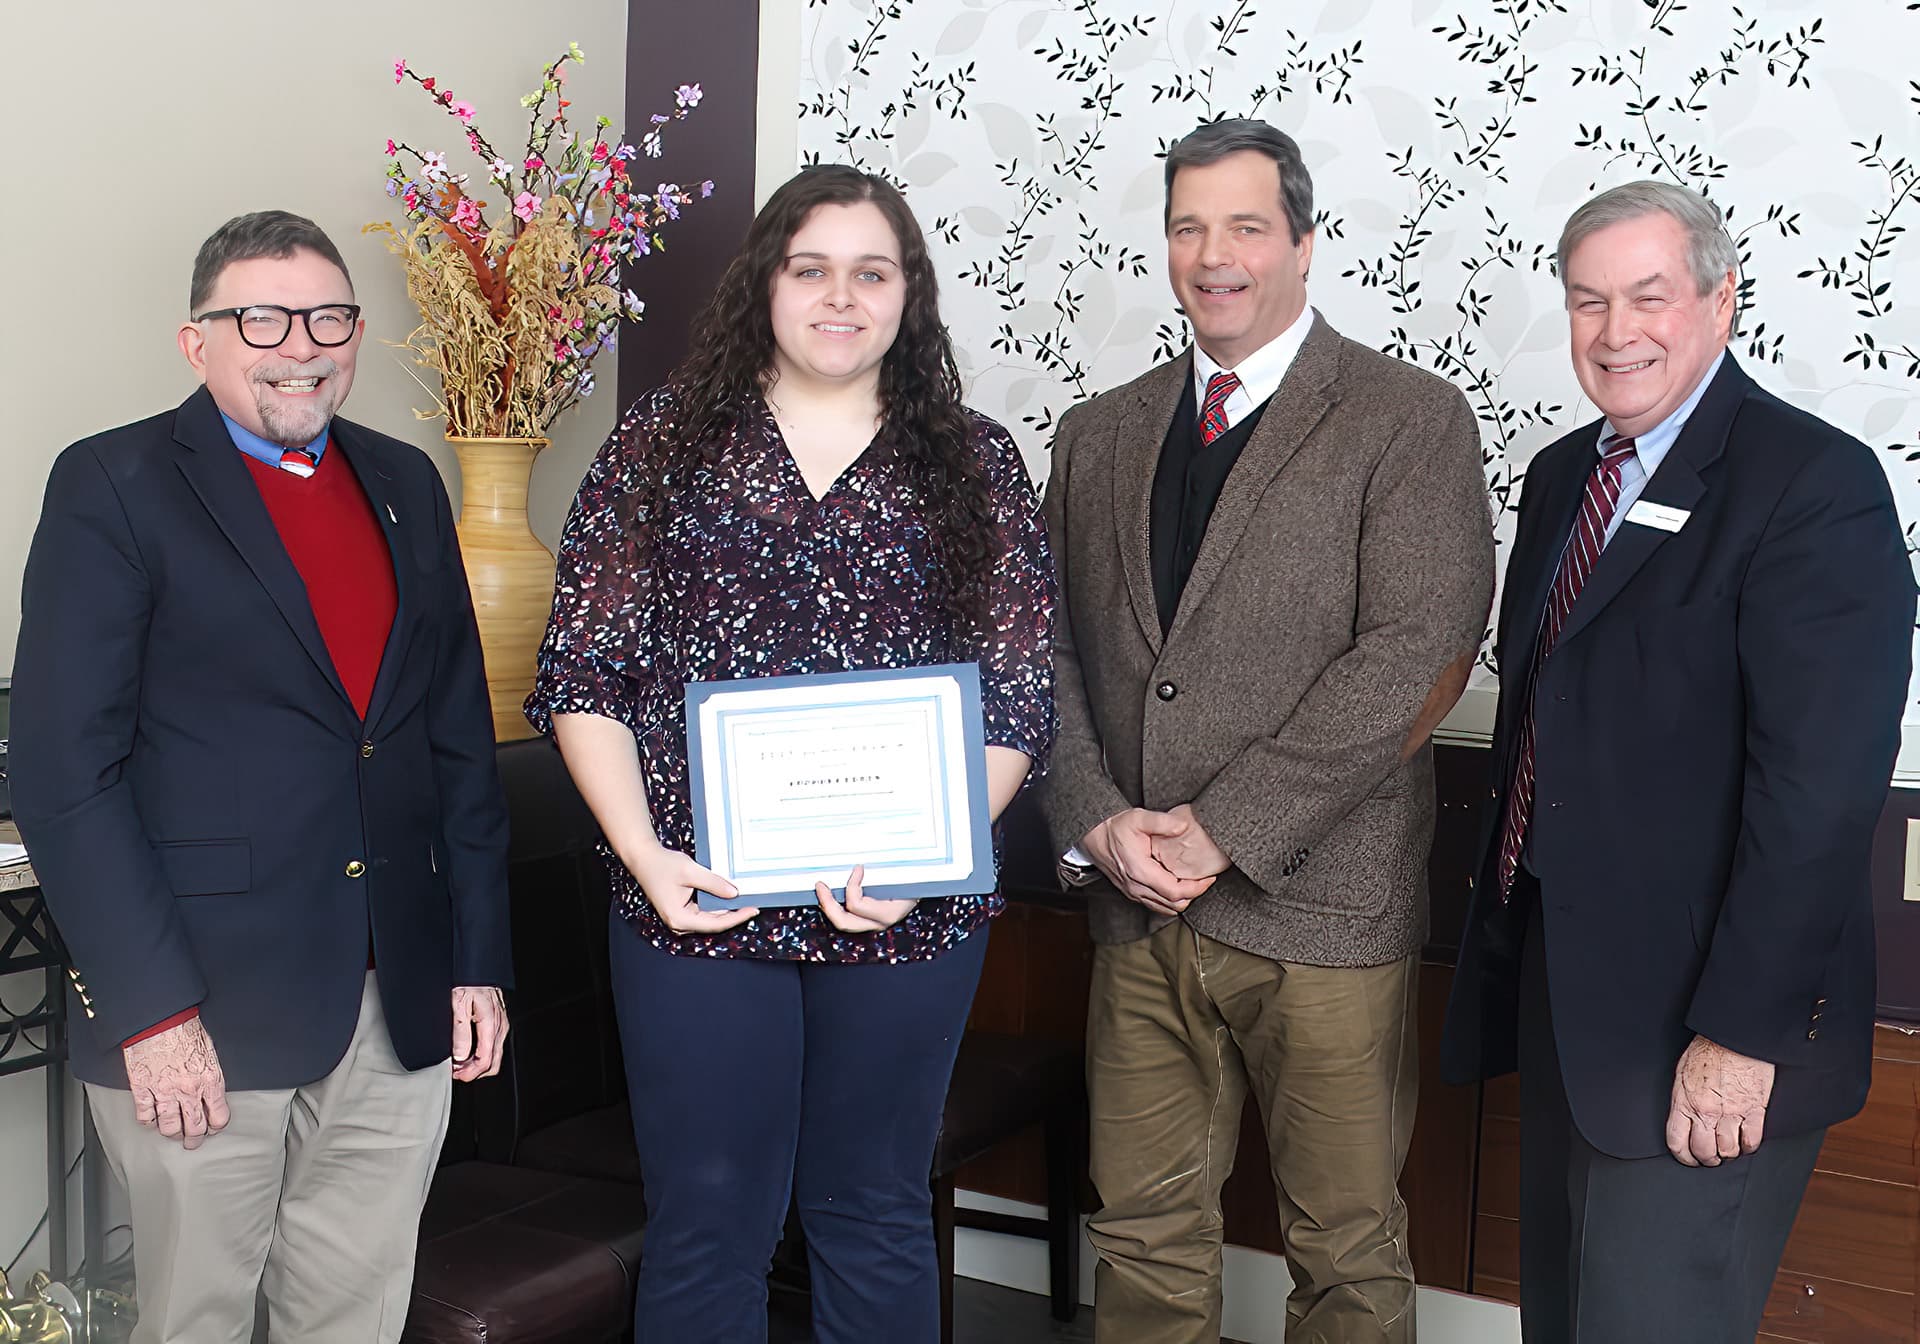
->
[[660, 164, 994, 630]]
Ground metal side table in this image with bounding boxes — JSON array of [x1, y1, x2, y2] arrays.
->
[[0, 820, 104, 1288]]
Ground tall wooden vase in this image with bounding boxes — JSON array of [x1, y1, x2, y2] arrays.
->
[[449, 436, 553, 743]]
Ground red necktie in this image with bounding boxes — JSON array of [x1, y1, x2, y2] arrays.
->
[[1495, 436, 1640, 900], [1200, 371, 1240, 445]]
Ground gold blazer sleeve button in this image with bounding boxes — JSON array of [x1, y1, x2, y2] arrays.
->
[[345, 860, 367, 878]]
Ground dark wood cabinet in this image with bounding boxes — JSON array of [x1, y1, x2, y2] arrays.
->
[[1755, 1024, 1919, 1342], [959, 749, 1920, 1339]]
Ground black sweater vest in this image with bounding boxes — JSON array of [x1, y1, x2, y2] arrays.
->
[[1149, 374, 1275, 632]]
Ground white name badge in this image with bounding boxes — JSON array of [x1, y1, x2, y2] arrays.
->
[[1624, 500, 1691, 533]]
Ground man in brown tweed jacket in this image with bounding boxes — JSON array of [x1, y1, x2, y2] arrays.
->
[[1039, 119, 1494, 1342]]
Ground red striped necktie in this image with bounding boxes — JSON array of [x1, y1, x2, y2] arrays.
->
[[1494, 435, 1640, 900], [1200, 371, 1241, 444]]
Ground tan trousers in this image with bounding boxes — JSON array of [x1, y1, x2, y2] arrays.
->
[[87, 974, 452, 1344], [1086, 920, 1419, 1344]]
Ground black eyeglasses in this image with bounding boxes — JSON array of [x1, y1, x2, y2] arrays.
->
[[193, 304, 363, 349]]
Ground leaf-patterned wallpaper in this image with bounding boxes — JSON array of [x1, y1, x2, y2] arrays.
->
[[795, 0, 1920, 753]]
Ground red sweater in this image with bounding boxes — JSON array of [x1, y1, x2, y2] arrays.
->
[[245, 443, 398, 719], [124, 443, 397, 1047]]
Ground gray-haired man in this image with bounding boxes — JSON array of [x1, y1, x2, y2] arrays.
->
[[1443, 180, 1913, 1341]]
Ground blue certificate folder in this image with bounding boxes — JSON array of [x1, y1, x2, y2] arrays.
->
[[687, 663, 996, 910]]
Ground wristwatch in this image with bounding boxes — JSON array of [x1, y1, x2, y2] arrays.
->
[[1057, 851, 1101, 889]]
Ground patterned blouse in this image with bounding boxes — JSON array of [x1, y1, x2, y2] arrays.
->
[[527, 386, 1056, 963]]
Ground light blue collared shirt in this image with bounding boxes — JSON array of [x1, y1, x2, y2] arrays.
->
[[1596, 350, 1724, 546], [221, 412, 329, 470]]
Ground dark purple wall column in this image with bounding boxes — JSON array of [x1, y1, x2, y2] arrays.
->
[[619, 0, 762, 410]]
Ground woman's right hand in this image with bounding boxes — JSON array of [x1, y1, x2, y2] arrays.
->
[[622, 841, 761, 934]]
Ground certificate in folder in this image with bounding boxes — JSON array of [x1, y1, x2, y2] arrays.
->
[[686, 663, 995, 910]]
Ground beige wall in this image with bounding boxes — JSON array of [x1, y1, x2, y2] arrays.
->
[[756, 0, 802, 206], [0, 1, 630, 675], [0, 0, 626, 1278]]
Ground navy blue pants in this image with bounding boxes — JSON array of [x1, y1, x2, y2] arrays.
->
[[610, 908, 988, 1344]]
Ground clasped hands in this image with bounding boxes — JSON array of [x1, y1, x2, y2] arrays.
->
[[1083, 815, 1776, 1163], [625, 841, 916, 936], [1080, 803, 1230, 917], [122, 984, 509, 1149]]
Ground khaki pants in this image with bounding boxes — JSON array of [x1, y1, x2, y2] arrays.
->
[[87, 974, 452, 1344], [1087, 920, 1419, 1344]]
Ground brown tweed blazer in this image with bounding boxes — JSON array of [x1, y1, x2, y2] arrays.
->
[[1038, 312, 1494, 967]]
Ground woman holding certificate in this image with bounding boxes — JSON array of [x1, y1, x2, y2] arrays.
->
[[527, 164, 1055, 1344]]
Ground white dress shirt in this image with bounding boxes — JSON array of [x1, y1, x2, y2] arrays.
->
[[1191, 302, 1316, 432]]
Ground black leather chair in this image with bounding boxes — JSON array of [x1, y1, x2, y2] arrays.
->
[[403, 739, 643, 1344], [470, 738, 634, 1182]]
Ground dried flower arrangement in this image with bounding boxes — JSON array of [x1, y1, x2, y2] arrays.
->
[[367, 44, 714, 440]]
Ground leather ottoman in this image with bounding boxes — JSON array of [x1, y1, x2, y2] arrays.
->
[[402, 1161, 646, 1344]]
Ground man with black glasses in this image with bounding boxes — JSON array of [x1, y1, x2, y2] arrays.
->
[[10, 211, 511, 1344]]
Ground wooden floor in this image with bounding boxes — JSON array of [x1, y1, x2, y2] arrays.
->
[[767, 1277, 1111, 1343]]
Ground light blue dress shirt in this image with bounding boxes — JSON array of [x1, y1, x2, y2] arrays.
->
[[221, 412, 329, 469], [1596, 350, 1724, 547]]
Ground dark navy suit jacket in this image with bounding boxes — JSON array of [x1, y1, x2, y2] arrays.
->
[[11, 387, 511, 1089], [1441, 356, 1915, 1158]]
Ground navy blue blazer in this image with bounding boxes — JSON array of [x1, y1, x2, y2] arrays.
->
[[1441, 357, 1915, 1159], [10, 387, 511, 1090]]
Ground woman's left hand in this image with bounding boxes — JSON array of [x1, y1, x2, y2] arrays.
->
[[815, 864, 918, 932]]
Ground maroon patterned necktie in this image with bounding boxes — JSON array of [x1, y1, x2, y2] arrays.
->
[[1200, 371, 1241, 445], [1494, 435, 1640, 901]]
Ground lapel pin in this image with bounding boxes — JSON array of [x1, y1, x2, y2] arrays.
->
[[386, 503, 399, 524]]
